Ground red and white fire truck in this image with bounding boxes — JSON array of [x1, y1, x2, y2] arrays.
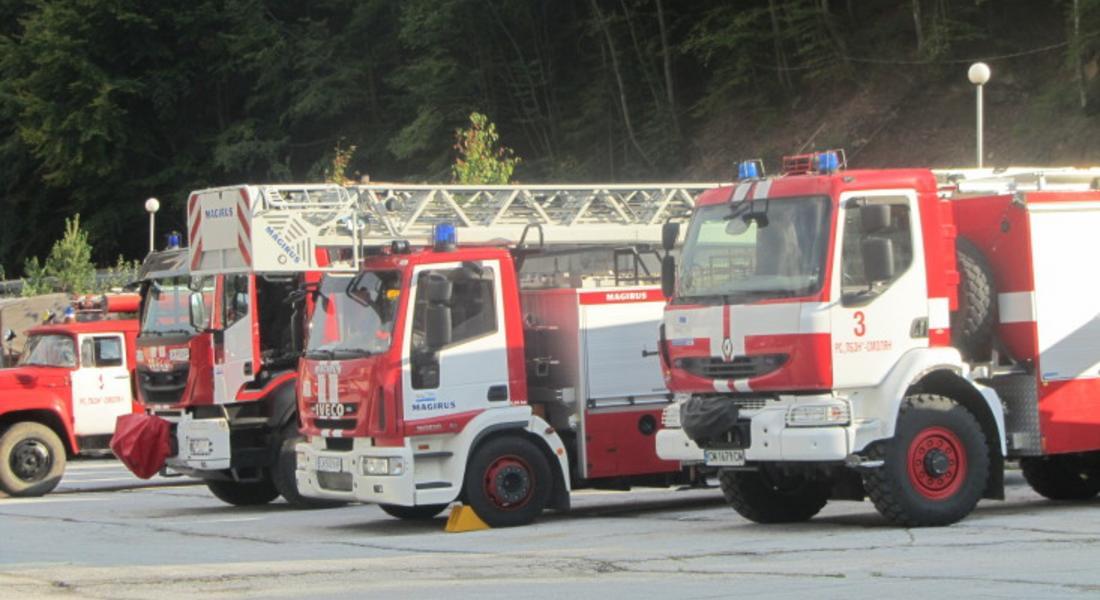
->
[[0, 292, 141, 496], [292, 183, 720, 526], [655, 153, 1100, 526]]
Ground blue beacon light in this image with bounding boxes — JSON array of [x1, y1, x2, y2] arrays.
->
[[738, 161, 759, 180], [433, 223, 457, 251], [818, 151, 839, 173]]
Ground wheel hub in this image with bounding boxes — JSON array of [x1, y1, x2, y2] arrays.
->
[[907, 426, 968, 500], [11, 439, 52, 483], [484, 456, 533, 509], [924, 449, 951, 477]]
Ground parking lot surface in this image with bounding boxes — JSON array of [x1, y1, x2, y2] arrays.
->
[[2, 462, 1099, 599]]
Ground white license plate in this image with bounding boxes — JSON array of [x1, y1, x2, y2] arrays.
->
[[313, 402, 346, 418], [704, 449, 746, 466], [316, 456, 343, 473], [187, 437, 214, 457]]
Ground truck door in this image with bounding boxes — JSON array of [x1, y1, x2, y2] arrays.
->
[[213, 273, 258, 403], [830, 191, 929, 388], [402, 260, 509, 424], [72, 334, 133, 435]]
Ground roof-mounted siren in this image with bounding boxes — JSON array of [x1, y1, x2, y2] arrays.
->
[[781, 149, 847, 175], [166, 231, 182, 250], [736, 159, 765, 181], [433, 223, 457, 252]]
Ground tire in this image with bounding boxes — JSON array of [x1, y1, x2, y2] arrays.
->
[[379, 503, 449, 520], [206, 476, 280, 506], [717, 468, 829, 524], [0, 422, 67, 497], [863, 394, 989, 526], [1020, 455, 1100, 500], [272, 435, 346, 509], [462, 435, 552, 528], [951, 237, 996, 361]]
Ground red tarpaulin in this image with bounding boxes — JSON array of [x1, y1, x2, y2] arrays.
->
[[110, 413, 172, 479]]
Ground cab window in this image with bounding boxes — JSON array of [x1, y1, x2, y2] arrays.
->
[[411, 266, 497, 351], [223, 275, 250, 328], [840, 197, 914, 306], [81, 336, 124, 368]]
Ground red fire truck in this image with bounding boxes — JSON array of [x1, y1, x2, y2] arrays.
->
[[292, 183, 720, 526], [0, 293, 140, 496], [655, 153, 1100, 526]]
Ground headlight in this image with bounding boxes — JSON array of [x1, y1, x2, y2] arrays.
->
[[786, 402, 851, 427], [363, 457, 405, 476], [296, 451, 307, 470]]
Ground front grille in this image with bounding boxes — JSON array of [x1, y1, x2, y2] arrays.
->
[[728, 396, 768, 411], [138, 367, 189, 405], [675, 354, 787, 380], [317, 471, 353, 492], [314, 418, 356, 430], [325, 438, 353, 451]]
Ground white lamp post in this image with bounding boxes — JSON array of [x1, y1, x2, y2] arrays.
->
[[968, 62, 992, 168], [144, 197, 160, 254]]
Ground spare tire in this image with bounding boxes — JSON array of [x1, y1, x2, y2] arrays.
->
[[951, 237, 996, 361]]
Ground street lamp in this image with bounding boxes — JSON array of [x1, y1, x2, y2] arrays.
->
[[144, 197, 160, 255], [968, 62, 992, 168]]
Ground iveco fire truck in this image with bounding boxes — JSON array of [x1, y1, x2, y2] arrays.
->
[[656, 152, 1100, 526], [115, 185, 352, 507], [292, 183, 720, 526]]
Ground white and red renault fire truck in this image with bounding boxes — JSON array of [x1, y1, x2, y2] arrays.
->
[[291, 183, 719, 526], [655, 152, 1100, 526], [0, 293, 140, 496]]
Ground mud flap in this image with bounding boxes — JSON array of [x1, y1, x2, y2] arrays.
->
[[110, 413, 172, 479]]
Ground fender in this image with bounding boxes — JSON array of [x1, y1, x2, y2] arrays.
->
[[845, 346, 1006, 455], [0, 392, 78, 453], [235, 371, 298, 429]]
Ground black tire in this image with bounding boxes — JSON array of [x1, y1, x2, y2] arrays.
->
[[206, 476, 280, 506], [863, 394, 989, 527], [951, 237, 996, 361], [379, 503, 449, 520], [1020, 455, 1100, 500], [273, 435, 346, 509], [717, 468, 829, 524], [462, 435, 552, 528], [0, 422, 67, 497]]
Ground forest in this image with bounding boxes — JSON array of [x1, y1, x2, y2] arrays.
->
[[2, 0, 1100, 274]]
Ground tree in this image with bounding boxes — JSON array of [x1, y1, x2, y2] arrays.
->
[[21, 215, 95, 296], [452, 112, 520, 184]]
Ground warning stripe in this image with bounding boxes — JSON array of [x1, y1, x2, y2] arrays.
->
[[191, 239, 204, 270]]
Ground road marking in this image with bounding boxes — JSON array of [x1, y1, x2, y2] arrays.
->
[[0, 496, 112, 505]]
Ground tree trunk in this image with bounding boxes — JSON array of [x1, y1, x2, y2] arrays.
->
[[768, 0, 792, 90], [589, 0, 655, 170], [619, 0, 663, 118], [1074, 0, 1088, 109], [654, 0, 680, 137], [912, 0, 924, 54]]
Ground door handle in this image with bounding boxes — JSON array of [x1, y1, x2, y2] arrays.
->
[[114, 375, 130, 380], [487, 385, 508, 402]]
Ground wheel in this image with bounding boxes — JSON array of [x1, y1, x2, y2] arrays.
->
[[951, 237, 996, 361], [0, 422, 67, 497], [717, 467, 829, 523], [1020, 455, 1100, 500], [462, 435, 552, 528], [273, 434, 346, 509], [379, 503, 449, 520], [205, 475, 280, 506], [863, 394, 989, 526]]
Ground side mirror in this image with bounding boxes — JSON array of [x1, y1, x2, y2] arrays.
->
[[661, 255, 676, 298], [189, 293, 206, 330], [661, 222, 680, 252], [425, 273, 453, 304], [3, 329, 15, 343], [860, 204, 892, 234], [862, 238, 896, 283], [425, 304, 452, 350], [234, 292, 249, 314]]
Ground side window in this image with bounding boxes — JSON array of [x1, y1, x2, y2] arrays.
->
[[841, 198, 914, 305], [94, 337, 124, 367], [223, 274, 250, 328], [411, 266, 497, 351]]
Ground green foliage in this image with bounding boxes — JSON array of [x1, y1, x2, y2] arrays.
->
[[96, 255, 142, 293], [324, 140, 358, 184], [452, 113, 520, 184], [21, 215, 96, 295]]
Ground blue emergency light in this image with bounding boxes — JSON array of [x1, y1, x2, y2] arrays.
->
[[166, 232, 181, 250], [817, 151, 840, 173], [433, 223, 457, 251], [737, 160, 760, 180]]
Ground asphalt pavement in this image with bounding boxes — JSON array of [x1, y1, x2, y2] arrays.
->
[[1, 463, 1099, 599]]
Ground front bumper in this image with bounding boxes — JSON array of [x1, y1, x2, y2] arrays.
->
[[655, 429, 704, 462], [158, 412, 232, 472], [296, 436, 423, 506]]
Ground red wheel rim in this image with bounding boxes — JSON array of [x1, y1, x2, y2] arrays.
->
[[907, 426, 968, 500], [483, 455, 534, 511]]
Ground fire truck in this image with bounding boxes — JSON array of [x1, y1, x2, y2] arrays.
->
[[655, 152, 1100, 526], [0, 292, 140, 496], [290, 183, 720, 526]]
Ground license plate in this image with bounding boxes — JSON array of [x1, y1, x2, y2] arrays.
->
[[704, 449, 746, 466], [187, 438, 213, 457], [313, 402, 346, 418], [316, 456, 343, 473]]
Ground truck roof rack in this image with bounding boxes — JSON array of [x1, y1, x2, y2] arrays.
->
[[188, 183, 725, 274], [934, 167, 1100, 195]]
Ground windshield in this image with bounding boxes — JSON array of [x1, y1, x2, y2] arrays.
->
[[18, 334, 77, 368], [141, 276, 209, 335], [678, 196, 832, 302], [305, 271, 401, 359]]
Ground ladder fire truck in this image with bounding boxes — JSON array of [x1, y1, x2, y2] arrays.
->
[[289, 182, 720, 526], [655, 152, 1100, 526]]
